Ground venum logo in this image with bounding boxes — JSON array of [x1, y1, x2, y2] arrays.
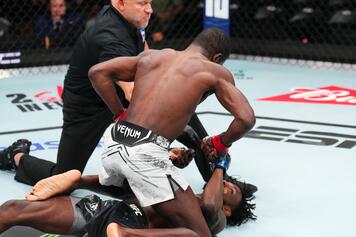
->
[[6, 86, 63, 112], [117, 124, 142, 139], [258, 86, 356, 105], [246, 126, 356, 149]]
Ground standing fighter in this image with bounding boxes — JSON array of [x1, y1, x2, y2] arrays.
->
[[84, 28, 254, 236]]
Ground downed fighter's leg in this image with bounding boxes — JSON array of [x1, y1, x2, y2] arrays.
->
[[107, 223, 199, 237], [26, 169, 81, 201], [0, 196, 74, 234]]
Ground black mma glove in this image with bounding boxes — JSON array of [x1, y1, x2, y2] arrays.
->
[[169, 147, 195, 168]]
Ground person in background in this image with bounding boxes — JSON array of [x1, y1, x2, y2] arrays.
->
[[147, 0, 184, 42], [34, 0, 84, 49]]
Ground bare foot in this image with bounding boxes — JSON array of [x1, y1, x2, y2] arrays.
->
[[26, 169, 81, 201]]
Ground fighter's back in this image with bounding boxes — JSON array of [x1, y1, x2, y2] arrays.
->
[[125, 49, 223, 140]]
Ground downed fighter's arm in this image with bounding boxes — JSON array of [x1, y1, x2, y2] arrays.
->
[[213, 67, 256, 146], [199, 168, 227, 235], [200, 168, 224, 214], [88, 55, 142, 116]]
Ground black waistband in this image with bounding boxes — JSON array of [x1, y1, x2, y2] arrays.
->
[[111, 120, 171, 149]]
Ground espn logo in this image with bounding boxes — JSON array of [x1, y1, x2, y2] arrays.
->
[[246, 126, 356, 149]]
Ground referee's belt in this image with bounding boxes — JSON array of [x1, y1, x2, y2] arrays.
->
[[111, 120, 171, 149]]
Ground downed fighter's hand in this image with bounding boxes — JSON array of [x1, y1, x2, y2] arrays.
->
[[169, 147, 195, 168], [211, 152, 231, 174]]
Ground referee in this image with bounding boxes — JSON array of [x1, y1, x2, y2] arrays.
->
[[14, 0, 152, 184]]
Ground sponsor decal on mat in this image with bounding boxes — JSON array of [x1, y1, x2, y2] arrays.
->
[[5, 86, 63, 112], [258, 86, 356, 105], [246, 126, 356, 149]]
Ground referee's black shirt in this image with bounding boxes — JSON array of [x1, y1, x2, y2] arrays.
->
[[64, 4, 145, 103]]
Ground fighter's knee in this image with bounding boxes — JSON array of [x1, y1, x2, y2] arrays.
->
[[106, 223, 125, 237], [0, 200, 26, 225], [1, 200, 21, 212]]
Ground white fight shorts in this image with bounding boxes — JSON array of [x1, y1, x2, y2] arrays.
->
[[99, 120, 189, 207]]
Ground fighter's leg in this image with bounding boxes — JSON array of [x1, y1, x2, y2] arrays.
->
[[152, 186, 211, 237], [107, 223, 199, 237], [0, 196, 74, 234], [26, 169, 81, 201]]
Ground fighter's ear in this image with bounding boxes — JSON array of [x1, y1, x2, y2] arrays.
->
[[212, 53, 223, 64], [223, 205, 232, 217]]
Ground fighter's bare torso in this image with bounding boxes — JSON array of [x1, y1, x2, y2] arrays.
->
[[124, 49, 233, 140]]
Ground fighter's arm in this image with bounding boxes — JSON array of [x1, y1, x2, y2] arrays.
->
[[199, 168, 227, 235], [88, 55, 141, 116], [213, 67, 255, 146], [113, 41, 150, 102]]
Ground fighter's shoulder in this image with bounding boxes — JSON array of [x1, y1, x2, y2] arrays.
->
[[138, 48, 175, 58], [203, 61, 234, 84]]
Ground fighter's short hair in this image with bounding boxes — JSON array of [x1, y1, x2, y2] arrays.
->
[[192, 28, 231, 63]]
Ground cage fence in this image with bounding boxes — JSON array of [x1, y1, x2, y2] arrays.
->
[[1, 0, 356, 76]]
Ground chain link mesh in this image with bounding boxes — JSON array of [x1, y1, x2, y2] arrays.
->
[[1, 0, 356, 75]]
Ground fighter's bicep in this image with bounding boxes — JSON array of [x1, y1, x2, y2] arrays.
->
[[215, 78, 251, 115], [90, 56, 139, 82]]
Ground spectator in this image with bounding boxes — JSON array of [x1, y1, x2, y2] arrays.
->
[[67, 0, 89, 21], [147, 0, 184, 42], [34, 0, 84, 49], [31, 0, 48, 17], [85, 2, 105, 29]]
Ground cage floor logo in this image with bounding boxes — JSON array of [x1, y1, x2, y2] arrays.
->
[[246, 126, 356, 149], [233, 69, 253, 80], [258, 85, 356, 105], [6, 86, 63, 112]]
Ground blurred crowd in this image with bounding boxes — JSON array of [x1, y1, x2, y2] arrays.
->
[[0, 0, 202, 51]]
